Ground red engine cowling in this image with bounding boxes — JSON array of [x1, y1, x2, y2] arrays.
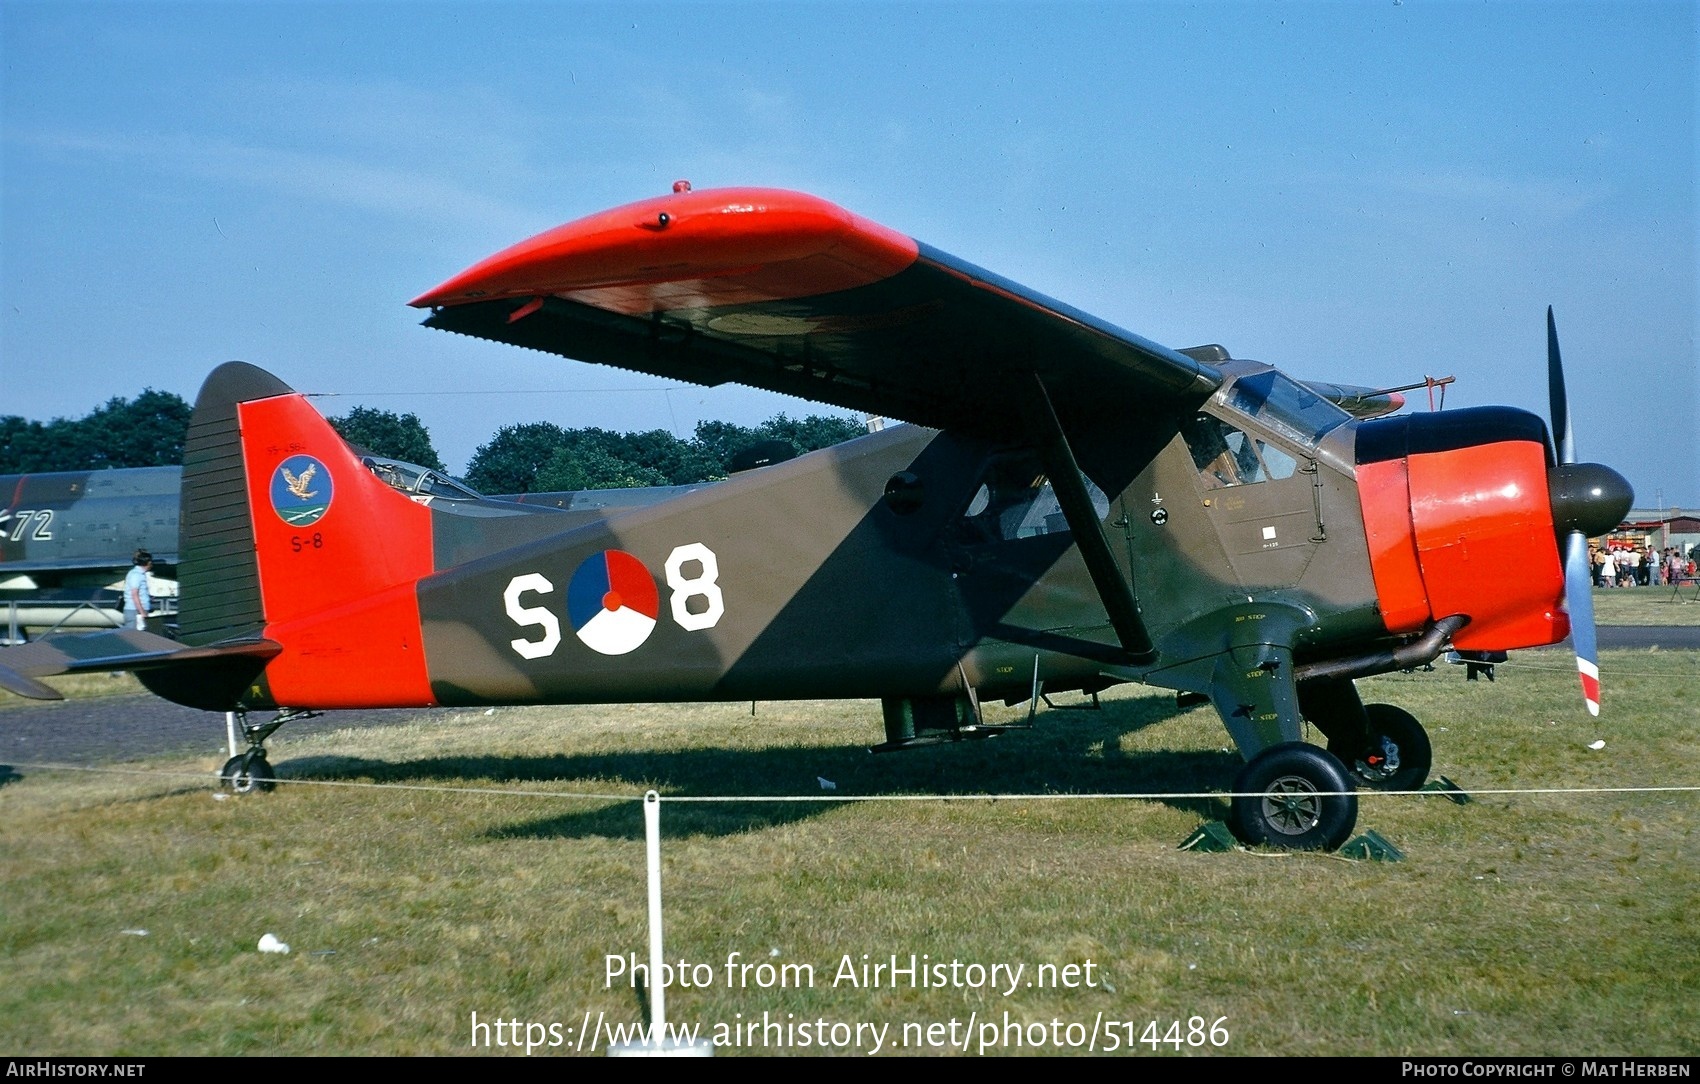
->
[[1356, 407, 1569, 651]]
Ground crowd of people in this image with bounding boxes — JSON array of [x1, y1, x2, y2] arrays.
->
[[1591, 544, 1695, 588]]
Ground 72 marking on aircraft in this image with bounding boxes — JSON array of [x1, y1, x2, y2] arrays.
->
[[1, 510, 55, 542]]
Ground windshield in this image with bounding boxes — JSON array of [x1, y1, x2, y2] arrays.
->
[[361, 457, 482, 501], [1224, 370, 1349, 448]]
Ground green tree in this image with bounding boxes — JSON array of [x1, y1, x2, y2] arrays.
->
[[465, 410, 867, 495], [615, 428, 720, 485], [0, 390, 192, 472], [78, 389, 193, 468], [690, 413, 864, 474], [330, 406, 445, 470], [535, 446, 670, 491], [690, 420, 759, 474], [0, 416, 54, 473], [464, 422, 570, 494], [757, 413, 866, 455]]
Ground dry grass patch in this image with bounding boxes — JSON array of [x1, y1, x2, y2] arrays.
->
[[1, 650, 1695, 1056]]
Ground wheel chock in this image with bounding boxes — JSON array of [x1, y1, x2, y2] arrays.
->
[[1178, 821, 1239, 852], [1340, 830, 1405, 862], [1419, 775, 1472, 804]]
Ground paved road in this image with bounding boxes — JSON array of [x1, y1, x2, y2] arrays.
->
[[1595, 626, 1700, 650], [2, 627, 1692, 767], [0, 692, 429, 767]]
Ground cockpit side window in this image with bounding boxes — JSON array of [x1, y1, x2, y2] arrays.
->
[[950, 451, 1109, 546], [1224, 370, 1349, 447], [1181, 414, 1299, 490]]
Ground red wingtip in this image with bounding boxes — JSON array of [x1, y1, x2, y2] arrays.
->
[[408, 187, 918, 312]]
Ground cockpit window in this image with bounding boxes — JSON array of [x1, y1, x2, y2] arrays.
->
[[953, 452, 1109, 545], [362, 457, 482, 501], [1225, 370, 1348, 448], [1181, 414, 1299, 489]]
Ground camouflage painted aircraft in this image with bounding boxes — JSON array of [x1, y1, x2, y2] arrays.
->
[[0, 185, 1632, 851]]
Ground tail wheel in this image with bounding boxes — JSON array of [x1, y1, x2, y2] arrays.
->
[[1328, 703, 1431, 792], [1229, 742, 1357, 851], [220, 753, 276, 795]]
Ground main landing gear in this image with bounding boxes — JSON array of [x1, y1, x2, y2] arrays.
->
[[1297, 678, 1433, 793], [1228, 742, 1358, 852], [1214, 666, 1435, 850], [217, 708, 320, 794]]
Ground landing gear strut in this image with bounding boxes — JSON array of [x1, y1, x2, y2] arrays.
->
[[217, 708, 319, 794]]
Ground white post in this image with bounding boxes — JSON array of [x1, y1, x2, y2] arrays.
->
[[644, 789, 666, 1045], [607, 790, 710, 1056], [226, 712, 240, 759]]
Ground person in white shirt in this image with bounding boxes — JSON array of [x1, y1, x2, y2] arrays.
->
[[123, 551, 153, 632]]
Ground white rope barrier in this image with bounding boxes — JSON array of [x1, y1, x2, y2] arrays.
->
[[6, 760, 1697, 802]]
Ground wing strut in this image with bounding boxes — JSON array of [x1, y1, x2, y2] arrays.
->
[[1017, 373, 1157, 665]]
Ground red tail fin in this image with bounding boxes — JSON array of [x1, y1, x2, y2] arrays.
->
[[237, 391, 433, 624], [178, 363, 437, 708]]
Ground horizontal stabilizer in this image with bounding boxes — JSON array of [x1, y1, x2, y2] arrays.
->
[[0, 630, 280, 701]]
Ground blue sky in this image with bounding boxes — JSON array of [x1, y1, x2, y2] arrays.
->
[[3, 1, 1694, 508]]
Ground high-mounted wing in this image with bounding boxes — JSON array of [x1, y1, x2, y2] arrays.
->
[[411, 186, 1225, 662], [411, 187, 1219, 459]]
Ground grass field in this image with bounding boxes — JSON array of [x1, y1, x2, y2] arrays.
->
[[1589, 585, 1700, 626], [1, 642, 1695, 1057]]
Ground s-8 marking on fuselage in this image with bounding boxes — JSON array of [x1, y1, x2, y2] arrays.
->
[[0, 185, 1633, 851], [502, 542, 723, 661]]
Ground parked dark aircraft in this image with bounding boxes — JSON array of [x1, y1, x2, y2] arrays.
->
[[0, 186, 1632, 850], [0, 466, 180, 635]]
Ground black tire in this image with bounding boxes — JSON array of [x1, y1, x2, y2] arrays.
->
[[220, 754, 276, 795], [1229, 742, 1357, 851], [1328, 703, 1431, 791]]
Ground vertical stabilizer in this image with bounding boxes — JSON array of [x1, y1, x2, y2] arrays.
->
[[172, 362, 438, 709]]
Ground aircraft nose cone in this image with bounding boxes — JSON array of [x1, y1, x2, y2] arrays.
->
[[1548, 462, 1634, 538]]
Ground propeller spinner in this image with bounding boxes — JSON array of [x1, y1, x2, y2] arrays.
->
[[1546, 307, 1634, 716]]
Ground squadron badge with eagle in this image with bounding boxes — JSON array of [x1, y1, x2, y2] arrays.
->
[[270, 455, 333, 526]]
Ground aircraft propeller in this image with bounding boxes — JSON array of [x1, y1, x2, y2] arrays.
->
[[1544, 307, 1634, 716]]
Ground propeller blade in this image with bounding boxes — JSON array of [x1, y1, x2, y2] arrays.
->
[[1548, 307, 1611, 716], [1547, 306, 1575, 465], [1563, 530, 1600, 716]]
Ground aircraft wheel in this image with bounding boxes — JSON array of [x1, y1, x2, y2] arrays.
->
[[1228, 742, 1357, 851], [219, 753, 276, 795], [1328, 704, 1431, 792]]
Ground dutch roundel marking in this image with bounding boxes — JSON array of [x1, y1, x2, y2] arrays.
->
[[270, 454, 333, 527], [567, 550, 661, 655]]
